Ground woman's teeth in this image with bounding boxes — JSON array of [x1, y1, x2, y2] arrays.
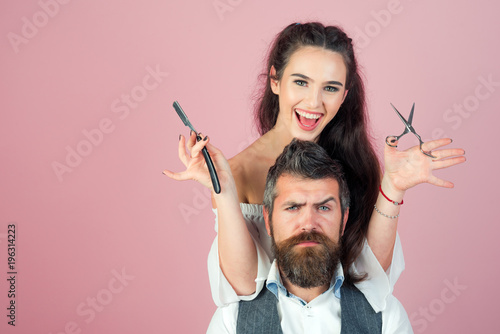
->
[[295, 109, 321, 119]]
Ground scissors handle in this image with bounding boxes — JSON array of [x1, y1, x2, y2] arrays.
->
[[413, 133, 436, 159], [385, 135, 399, 147]]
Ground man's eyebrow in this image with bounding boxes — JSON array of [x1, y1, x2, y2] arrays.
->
[[281, 197, 337, 208], [281, 200, 305, 208], [291, 73, 344, 87], [315, 197, 337, 206]]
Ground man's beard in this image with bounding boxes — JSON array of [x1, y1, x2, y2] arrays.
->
[[272, 230, 341, 289]]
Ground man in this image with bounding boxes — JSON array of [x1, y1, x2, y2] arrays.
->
[[207, 139, 412, 333]]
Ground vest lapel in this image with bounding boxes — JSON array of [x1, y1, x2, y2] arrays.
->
[[340, 283, 382, 334], [237, 287, 283, 334]]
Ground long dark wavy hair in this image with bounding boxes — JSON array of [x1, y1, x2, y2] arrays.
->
[[254, 22, 380, 284]]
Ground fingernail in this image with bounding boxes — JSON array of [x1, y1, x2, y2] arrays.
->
[[179, 134, 181, 141], [190, 130, 194, 136], [450, 138, 453, 143], [162, 171, 166, 175], [203, 136, 208, 141]]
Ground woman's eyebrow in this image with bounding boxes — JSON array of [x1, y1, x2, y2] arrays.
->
[[290, 73, 344, 87]]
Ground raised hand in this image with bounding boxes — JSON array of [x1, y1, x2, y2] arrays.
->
[[163, 131, 234, 193], [384, 137, 466, 192]]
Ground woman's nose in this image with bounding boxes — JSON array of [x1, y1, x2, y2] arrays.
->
[[304, 87, 321, 109]]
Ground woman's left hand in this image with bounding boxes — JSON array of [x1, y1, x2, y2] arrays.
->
[[384, 137, 466, 192]]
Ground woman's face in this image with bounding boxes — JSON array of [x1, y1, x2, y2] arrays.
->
[[271, 46, 348, 142]]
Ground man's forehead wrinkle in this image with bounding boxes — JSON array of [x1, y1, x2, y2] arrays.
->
[[275, 178, 340, 202]]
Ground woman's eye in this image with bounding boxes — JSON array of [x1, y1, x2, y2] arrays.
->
[[294, 80, 307, 87], [324, 86, 339, 92]]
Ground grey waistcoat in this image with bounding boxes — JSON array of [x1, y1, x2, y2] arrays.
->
[[236, 282, 382, 334]]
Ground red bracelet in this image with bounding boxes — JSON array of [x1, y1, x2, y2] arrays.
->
[[379, 185, 403, 205]]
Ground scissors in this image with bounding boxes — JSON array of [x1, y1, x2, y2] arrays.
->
[[385, 103, 436, 158]]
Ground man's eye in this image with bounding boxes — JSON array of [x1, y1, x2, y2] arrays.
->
[[287, 206, 298, 211], [319, 206, 330, 211], [324, 86, 339, 92], [294, 80, 307, 87]]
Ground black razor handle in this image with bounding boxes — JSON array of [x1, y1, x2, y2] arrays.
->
[[198, 136, 221, 194]]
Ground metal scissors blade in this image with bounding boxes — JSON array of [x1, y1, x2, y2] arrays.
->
[[386, 103, 436, 158], [407, 103, 414, 125], [390, 102, 413, 137]]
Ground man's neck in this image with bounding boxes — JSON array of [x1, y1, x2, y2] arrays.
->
[[280, 275, 330, 304]]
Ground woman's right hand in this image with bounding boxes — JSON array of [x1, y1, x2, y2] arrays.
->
[[163, 131, 234, 193]]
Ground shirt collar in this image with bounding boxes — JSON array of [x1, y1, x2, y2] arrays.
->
[[266, 260, 345, 302]]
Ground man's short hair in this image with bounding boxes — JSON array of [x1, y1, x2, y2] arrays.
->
[[263, 139, 350, 219]]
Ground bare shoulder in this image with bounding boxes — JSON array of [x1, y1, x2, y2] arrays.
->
[[228, 148, 254, 203], [229, 141, 273, 204]]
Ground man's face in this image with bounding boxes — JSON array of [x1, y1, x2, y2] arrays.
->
[[264, 174, 348, 288]]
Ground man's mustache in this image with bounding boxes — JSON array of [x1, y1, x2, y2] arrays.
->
[[282, 231, 331, 247]]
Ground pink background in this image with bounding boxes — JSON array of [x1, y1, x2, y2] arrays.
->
[[1, 0, 499, 333]]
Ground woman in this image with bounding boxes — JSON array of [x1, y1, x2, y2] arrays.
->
[[164, 22, 465, 308]]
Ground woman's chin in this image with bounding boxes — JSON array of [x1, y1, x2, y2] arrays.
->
[[290, 129, 321, 142]]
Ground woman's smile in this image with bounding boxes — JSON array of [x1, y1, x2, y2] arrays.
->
[[294, 108, 324, 131]]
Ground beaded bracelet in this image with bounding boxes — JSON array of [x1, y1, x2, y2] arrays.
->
[[379, 185, 403, 205], [374, 204, 400, 219]]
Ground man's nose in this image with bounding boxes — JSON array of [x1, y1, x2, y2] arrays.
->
[[300, 209, 319, 232]]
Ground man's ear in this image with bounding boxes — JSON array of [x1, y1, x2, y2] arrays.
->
[[263, 207, 272, 237], [341, 208, 349, 236], [270, 66, 280, 95]]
